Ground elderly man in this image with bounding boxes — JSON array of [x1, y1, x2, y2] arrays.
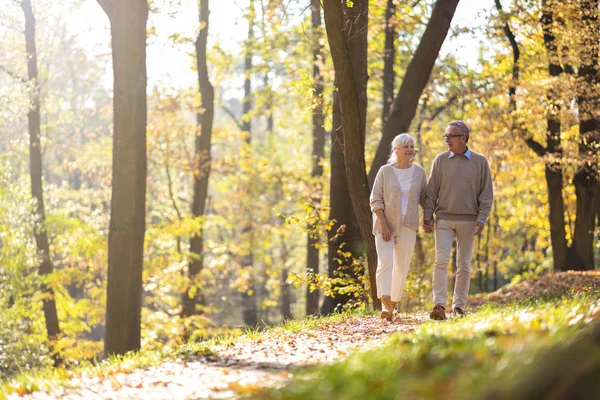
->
[[423, 120, 493, 320]]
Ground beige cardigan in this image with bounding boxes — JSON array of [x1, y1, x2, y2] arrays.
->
[[369, 164, 428, 234]]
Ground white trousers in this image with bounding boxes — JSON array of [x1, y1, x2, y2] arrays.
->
[[374, 226, 417, 303], [432, 219, 476, 310]]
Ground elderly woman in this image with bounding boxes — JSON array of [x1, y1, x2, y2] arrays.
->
[[369, 133, 428, 321]]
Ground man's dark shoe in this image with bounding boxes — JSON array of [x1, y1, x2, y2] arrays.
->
[[430, 305, 447, 321], [453, 307, 466, 317]]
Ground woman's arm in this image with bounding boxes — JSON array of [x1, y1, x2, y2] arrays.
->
[[375, 209, 392, 242]]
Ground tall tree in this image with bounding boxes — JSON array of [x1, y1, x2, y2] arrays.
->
[[368, 0, 461, 186], [571, 0, 599, 270], [181, 0, 215, 319], [21, 0, 61, 346], [496, 0, 598, 271], [306, 0, 326, 316], [321, 88, 365, 315], [241, 0, 258, 326], [322, 0, 379, 310], [97, 0, 148, 356]]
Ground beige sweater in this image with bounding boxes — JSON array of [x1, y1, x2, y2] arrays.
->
[[423, 150, 494, 223], [370, 164, 428, 234]]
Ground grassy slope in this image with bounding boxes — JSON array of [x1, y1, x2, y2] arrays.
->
[[252, 292, 600, 400], [2, 283, 599, 400]]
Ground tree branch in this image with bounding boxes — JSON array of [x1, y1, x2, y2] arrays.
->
[[496, 0, 548, 158], [96, 0, 114, 19], [429, 93, 458, 121], [0, 64, 27, 83], [222, 105, 244, 131], [525, 138, 547, 157]]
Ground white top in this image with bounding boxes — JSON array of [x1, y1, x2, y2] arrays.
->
[[370, 164, 428, 234], [392, 165, 415, 215]]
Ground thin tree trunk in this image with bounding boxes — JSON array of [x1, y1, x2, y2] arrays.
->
[[280, 239, 293, 320], [306, 0, 326, 316], [450, 240, 457, 293], [241, 0, 258, 326], [476, 234, 483, 292], [21, 0, 61, 346], [381, 0, 396, 126], [483, 210, 492, 292], [98, 0, 148, 356], [368, 0, 461, 186], [181, 0, 215, 319], [571, 0, 598, 271], [322, 0, 379, 310]]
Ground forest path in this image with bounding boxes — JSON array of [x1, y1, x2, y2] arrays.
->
[[15, 313, 429, 400]]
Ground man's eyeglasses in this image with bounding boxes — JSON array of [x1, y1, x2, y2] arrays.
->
[[443, 134, 464, 140]]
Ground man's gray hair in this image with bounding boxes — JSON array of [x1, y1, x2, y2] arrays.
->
[[447, 120, 470, 143]]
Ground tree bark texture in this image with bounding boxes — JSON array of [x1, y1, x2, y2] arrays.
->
[[571, 0, 599, 270], [540, 2, 569, 271], [381, 0, 396, 126], [21, 0, 61, 344], [182, 0, 215, 318], [368, 0, 460, 187], [99, 0, 148, 356], [306, 0, 326, 316], [321, 88, 363, 315], [323, 0, 379, 310]]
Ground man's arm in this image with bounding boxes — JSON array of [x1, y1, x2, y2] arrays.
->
[[423, 156, 440, 222], [477, 157, 494, 224]]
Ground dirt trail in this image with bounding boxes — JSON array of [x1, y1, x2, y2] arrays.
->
[[11, 313, 428, 400]]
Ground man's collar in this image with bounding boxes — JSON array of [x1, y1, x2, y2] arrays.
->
[[449, 148, 471, 160]]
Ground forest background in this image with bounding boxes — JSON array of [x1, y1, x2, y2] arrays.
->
[[0, 0, 598, 378]]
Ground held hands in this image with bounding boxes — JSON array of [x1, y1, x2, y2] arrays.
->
[[473, 221, 484, 236], [423, 219, 433, 234]]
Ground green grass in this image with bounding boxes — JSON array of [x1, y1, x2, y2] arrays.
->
[[250, 293, 600, 400], [4, 296, 598, 400], [0, 306, 370, 398]]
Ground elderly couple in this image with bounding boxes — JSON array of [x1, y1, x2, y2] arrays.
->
[[370, 120, 494, 321]]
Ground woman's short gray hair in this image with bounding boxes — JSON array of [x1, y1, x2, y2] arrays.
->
[[388, 133, 416, 164], [447, 120, 470, 142]]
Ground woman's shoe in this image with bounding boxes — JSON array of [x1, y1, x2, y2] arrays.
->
[[379, 296, 394, 321], [379, 310, 393, 321]]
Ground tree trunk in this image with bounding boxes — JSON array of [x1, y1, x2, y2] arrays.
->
[[450, 240, 457, 293], [21, 0, 61, 345], [98, 0, 148, 356], [571, 0, 599, 271], [541, 1, 571, 271], [498, 0, 569, 271], [181, 0, 215, 319], [381, 0, 396, 126], [323, 0, 379, 310], [280, 239, 293, 320], [368, 0, 461, 186], [321, 88, 363, 315], [306, 0, 326, 316], [241, 0, 258, 326]]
